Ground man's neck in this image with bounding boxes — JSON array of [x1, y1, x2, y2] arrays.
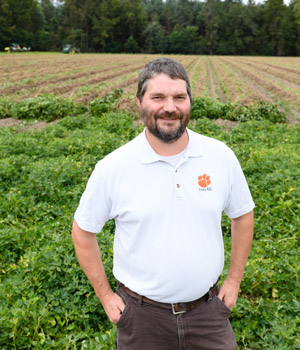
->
[[145, 128, 189, 156]]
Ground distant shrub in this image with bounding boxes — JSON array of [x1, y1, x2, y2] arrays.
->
[[0, 95, 87, 122], [0, 89, 124, 123], [191, 97, 288, 123], [191, 98, 233, 120], [0, 98, 13, 119], [233, 101, 287, 123], [89, 89, 123, 117], [10, 95, 87, 122]]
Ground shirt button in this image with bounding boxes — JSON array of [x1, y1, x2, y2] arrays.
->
[[177, 184, 180, 188]]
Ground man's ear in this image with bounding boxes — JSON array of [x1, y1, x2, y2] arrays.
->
[[136, 97, 141, 108]]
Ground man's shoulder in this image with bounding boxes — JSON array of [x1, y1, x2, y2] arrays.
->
[[188, 128, 233, 155], [95, 132, 143, 169]]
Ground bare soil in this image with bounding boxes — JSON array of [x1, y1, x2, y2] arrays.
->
[[0, 118, 23, 128], [0, 118, 58, 131], [206, 58, 218, 100], [207, 57, 227, 103], [214, 118, 238, 130]]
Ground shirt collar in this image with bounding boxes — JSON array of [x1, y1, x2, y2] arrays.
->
[[186, 128, 205, 158], [139, 128, 204, 164]]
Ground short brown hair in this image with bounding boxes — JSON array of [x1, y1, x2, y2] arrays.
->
[[136, 57, 192, 102]]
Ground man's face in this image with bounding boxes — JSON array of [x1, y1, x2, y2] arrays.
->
[[138, 73, 191, 143]]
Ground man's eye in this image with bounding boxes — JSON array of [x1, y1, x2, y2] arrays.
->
[[176, 96, 186, 100], [152, 96, 162, 100]]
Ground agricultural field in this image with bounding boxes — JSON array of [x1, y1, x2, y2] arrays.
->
[[0, 53, 299, 122], [0, 53, 299, 349]]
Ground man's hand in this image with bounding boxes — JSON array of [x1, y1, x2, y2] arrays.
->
[[100, 291, 126, 324], [72, 220, 126, 324], [218, 210, 254, 310], [217, 277, 240, 310]]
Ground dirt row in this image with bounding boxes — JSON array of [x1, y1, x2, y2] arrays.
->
[[205, 57, 218, 100], [229, 57, 300, 89], [1, 54, 194, 102], [223, 57, 300, 108], [0, 54, 144, 78], [1, 57, 131, 86], [243, 56, 300, 75], [212, 58, 248, 103], [42, 66, 144, 100], [193, 57, 210, 97], [208, 57, 228, 103], [189, 57, 204, 93], [219, 57, 275, 102], [219, 57, 300, 123], [202, 56, 300, 114], [0, 59, 145, 96]]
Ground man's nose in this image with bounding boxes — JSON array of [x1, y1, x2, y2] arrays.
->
[[163, 98, 176, 113]]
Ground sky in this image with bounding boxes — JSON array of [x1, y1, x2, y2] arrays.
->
[[243, 0, 290, 5], [253, 0, 291, 4], [51, 0, 292, 7]]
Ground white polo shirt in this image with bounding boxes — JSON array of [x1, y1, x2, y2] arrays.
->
[[75, 128, 254, 303]]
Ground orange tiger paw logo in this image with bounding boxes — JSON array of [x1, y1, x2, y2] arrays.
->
[[198, 174, 211, 188]]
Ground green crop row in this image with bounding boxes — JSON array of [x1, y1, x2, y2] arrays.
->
[[0, 89, 123, 122], [191, 98, 288, 123], [0, 93, 299, 349], [0, 92, 287, 124]]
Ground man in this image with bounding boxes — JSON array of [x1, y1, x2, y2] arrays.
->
[[72, 57, 254, 350]]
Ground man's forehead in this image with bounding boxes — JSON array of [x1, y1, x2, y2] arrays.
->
[[146, 73, 188, 92]]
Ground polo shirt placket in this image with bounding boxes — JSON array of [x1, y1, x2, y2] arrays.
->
[[174, 157, 189, 199]]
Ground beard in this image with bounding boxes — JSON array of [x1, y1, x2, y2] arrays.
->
[[141, 110, 190, 144]]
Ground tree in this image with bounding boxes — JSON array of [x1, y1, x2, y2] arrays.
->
[[35, 30, 51, 51], [91, 0, 118, 51], [216, 1, 260, 55], [143, 21, 167, 53], [293, 0, 300, 25], [168, 28, 187, 53], [0, 0, 39, 49], [261, 0, 289, 55], [161, 0, 177, 33], [174, 0, 195, 28], [291, 0, 300, 54], [142, 0, 164, 22], [116, 0, 147, 48], [91, 0, 147, 52], [201, 0, 222, 54], [124, 36, 140, 53], [39, 0, 64, 51], [184, 26, 201, 54], [0, 0, 299, 55], [0, 0, 15, 48], [63, 0, 96, 51]]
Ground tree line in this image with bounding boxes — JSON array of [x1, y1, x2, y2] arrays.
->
[[1, 0, 300, 56]]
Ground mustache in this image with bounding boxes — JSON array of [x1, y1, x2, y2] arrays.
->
[[155, 111, 182, 120]]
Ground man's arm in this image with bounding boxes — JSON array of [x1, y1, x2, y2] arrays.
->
[[72, 220, 125, 324], [218, 210, 254, 310]]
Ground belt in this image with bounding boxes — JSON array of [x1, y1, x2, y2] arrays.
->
[[121, 283, 218, 315]]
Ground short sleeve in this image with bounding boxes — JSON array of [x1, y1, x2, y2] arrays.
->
[[224, 151, 255, 218], [74, 162, 112, 233]]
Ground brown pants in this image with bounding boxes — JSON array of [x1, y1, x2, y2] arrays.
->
[[116, 285, 237, 350]]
